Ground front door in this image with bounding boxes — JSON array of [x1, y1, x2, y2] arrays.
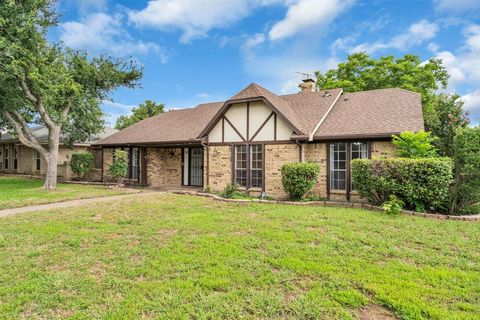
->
[[189, 148, 203, 187]]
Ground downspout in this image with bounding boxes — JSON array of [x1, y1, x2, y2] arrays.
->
[[295, 140, 304, 162]]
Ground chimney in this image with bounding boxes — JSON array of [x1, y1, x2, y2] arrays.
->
[[299, 78, 316, 93]]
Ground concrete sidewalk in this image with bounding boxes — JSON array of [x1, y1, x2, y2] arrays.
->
[[0, 191, 161, 218]]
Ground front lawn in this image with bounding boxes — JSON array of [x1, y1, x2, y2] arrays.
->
[[0, 176, 130, 209], [0, 194, 479, 319]]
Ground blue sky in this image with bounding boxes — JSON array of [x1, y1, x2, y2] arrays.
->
[[51, 0, 480, 125]]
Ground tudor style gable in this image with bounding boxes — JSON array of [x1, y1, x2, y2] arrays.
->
[[199, 83, 299, 143]]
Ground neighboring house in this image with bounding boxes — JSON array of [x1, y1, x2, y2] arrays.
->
[[0, 126, 118, 180], [95, 80, 424, 200]]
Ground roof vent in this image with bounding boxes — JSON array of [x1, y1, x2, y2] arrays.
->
[[344, 96, 349, 101], [324, 90, 331, 97]]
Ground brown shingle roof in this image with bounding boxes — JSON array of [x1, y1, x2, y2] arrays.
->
[[94, 102, 222, 146], [313, 88, 424, 139], [95, 84, 424, 146]]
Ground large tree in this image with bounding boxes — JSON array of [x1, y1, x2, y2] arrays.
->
[[315, 52, 451, 131], [0, 0, 142, 189], [115, 100, 165, 130]]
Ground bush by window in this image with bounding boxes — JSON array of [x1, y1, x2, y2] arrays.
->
[[108, 149, 128, 186], [392, 131, 437, 158], [281, 162, 320, 200], [70, 152, 93, 180], [351, 157, 453, 212]]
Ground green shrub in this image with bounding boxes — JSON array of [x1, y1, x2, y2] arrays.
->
[[281, 162, 320, 200], [221, 184, 238, 199], [381, 195, 404, 216], [108, 149, 128, 186], [392, 131, 437, 158], [352, 157, 453, 212], [70, 152, 93, 180], [450, 127, 480, 215]]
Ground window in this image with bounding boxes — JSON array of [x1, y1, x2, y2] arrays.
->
[[250, 145, 263, 188], [234, 145, 247, 187], [234, 145, 263, 189], [350, 142, 368, 190], [3, 146, 8, 170], [35, 151, 41, 171], [329, 142, 369, 192], [330, 143, 346, 190], [13, 147, 18, 170], [131, 147, 139, 180]]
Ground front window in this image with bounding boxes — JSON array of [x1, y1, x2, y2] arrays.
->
[[36, 151, 41, 171], [234, 145, 263, 189], [13, 147, 18, 170], [4, 147, 8, 170], [330, 143, 346, 190], [131, 147, 139, 180]]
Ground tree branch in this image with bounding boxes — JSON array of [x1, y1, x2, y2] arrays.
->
[[3, 111, 46, 156], [17, 74, 56, 130], [61, 95, 73, 119], [12, 110, 37, 142]]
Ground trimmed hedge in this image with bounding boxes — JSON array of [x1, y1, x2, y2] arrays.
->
[[281, 162, 320, 200], [351, 157, 453, 212], [70, 152, 93, 180], [450, 127, 480, 215]]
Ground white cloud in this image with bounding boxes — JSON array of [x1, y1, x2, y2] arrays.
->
[[128, 0, 258, 43], [433, 0, 480, 12], [60, 13, 167, 60], [195, 93, 211, 99], [352, 19, 439, 54], [102, 100, 137, 126], [462, 91, 480, 115], [269, 0, 355, 41], [427, 42, 440, 52]]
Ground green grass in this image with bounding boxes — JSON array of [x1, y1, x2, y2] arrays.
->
[[0, 176, 130, 209], [0, 194, 479, 319]]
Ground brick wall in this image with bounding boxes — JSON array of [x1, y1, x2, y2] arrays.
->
[[304, 143, 328, 198], [371, 141, 397, 158], [206, 145, 231, 192], [102, 148, 114, 181], [146, 147, 182, 187], [264, 144, 300, 199]]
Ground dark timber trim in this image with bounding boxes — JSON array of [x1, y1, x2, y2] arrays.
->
[[250, 111, 275, 141], [224, 116, 246, 142], [246, 102, 250, 141]]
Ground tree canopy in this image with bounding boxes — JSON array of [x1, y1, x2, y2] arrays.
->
[[0, 0, 143, 188], [115, 100, 165, 130]]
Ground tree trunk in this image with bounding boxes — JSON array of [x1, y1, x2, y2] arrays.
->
[[43, 127, 60, 189]]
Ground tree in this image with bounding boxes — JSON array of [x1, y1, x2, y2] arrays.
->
[[115, 100, 164, 130], [0, 0, 142, 189], [392, 131, 437, 158], [315, 52, 450, 131], [428, 94, 470, 157]]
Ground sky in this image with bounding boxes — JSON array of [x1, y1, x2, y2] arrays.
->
[[50, 0, 480, 126]]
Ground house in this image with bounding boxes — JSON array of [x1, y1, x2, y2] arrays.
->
[[94, 80, 424, 200], [0, 126, 118, 180]]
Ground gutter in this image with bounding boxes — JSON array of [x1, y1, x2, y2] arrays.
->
[[308, 89, 343, 142]]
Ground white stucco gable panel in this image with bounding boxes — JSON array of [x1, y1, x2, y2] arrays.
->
[[207, 99, 294, 143]]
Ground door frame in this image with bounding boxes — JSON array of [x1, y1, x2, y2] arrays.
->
[[182, 147, 204, 187]]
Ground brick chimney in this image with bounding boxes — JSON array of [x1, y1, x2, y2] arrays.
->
[[299, 78, 316, 93]]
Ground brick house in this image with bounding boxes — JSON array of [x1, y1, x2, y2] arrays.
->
[[0, 126, 117, 180], [94, 80, 424, 200]]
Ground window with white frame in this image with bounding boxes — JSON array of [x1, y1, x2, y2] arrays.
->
[[234, 145, 247, 187], [329, 143, 346, 190], [250, 145, 263, 188]]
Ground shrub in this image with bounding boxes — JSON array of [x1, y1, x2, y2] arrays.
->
[[70, 152, 93, 180], [392, 131, 437, 158], [221, 184, 238, 199], [108, 149, 128, 186], [352, 157, 453, 212], [381, 195, 404, 216], [450, 127, 480, 215], [281, 162, 320, 200]]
